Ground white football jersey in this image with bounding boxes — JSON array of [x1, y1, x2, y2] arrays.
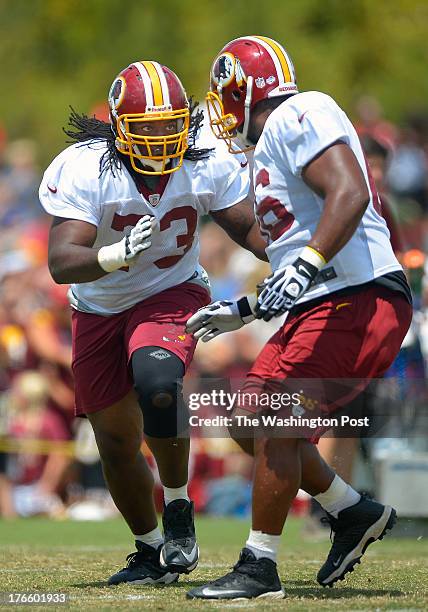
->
[[254, 91, 402, 304], [39, 140, 249, 314]]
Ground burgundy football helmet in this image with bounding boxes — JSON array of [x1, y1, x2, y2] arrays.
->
[[108, 61, 190, 175], [207, 36, 298, 153]]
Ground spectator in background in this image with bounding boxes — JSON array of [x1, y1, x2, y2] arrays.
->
[[90, 101, 110, 123], [420, 258, 428, 364], [354, 95, 397, 151], [199, 222, 242, 300], [23, 266, 74, 441], [360, 134, 404, 259], [386, 112, 428, 215], [3, 371, 68, 517], [0, 139, 42, 227], [0, 246, 74, 449]]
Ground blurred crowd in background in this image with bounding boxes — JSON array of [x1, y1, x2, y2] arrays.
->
[[0, 96, 427, 522]]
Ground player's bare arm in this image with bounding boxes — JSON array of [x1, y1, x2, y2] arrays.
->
[[255, 142, 371, 319], [211, 197, 268, 261], [48, 215, 153, 284], [303, 141, 370, 262], [48, 217, 103, 284]]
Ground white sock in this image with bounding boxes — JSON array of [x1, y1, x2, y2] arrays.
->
[[314, 474, 361, 518], [246, 529, 281, 563], [163, 484, 190, 507], [134, 526, 163, 550]]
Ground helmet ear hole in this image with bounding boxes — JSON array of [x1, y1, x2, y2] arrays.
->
[[232, 90, 241, 101]]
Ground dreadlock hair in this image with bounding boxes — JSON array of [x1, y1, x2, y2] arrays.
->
[[63, 97, 213, 178]]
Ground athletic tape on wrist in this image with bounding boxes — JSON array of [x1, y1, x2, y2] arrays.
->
[[237, 293, 258, 323], [301, 246, 326, 271], [97, 241, 125, 272]]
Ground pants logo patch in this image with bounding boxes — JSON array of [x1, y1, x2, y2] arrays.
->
[[149, 349, 171, 360]]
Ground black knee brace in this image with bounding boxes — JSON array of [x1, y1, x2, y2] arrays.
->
[[131, 346, 188, 438]]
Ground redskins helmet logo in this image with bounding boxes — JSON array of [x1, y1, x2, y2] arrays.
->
[[212, 52, 235, 87], [212, 52, 247, 90], [108, 76, 126, 114]]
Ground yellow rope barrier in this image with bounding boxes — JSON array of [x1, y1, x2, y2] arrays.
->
[[0, 436, 239, 458]]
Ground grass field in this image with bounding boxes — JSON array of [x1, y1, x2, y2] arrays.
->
[[0, 516, 427, 611]]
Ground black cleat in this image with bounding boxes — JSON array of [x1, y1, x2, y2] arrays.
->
[[159, 499, 199, 574], [186, 547, 285, 600], [108, 541, 179, 585], [317, 494, 397, 587]]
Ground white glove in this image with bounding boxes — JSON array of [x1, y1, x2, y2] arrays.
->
[[186, 295, 258, 342], [255, 247, 326, 321], [98, 215, 154, 272]]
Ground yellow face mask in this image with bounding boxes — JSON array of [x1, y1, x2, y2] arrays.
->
[[205, 91, 250, 155], [115, 109, 190, 176]]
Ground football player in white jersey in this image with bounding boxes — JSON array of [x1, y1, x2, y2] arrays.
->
[[186, 36, 413, 600], [39, 60, 267, 586]]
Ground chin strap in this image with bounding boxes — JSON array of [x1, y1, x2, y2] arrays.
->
[[240, 76, 254, 147], [133, 144, 170, 172]]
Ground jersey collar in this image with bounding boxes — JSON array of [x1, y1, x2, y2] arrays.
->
[[120, 154, 171, 202]]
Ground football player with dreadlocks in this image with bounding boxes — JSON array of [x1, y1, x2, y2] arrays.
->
[[186, 36, 413, 600], [39, 60, 266, 586]]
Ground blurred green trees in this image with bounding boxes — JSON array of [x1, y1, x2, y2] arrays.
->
[[0, 0, 427, 165]]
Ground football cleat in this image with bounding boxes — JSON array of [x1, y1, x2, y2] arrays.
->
[[186, 548, 285, 600], [108, 541, 179, 585], [159, 499, 199, 574], [317, 494, 397, 587]]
